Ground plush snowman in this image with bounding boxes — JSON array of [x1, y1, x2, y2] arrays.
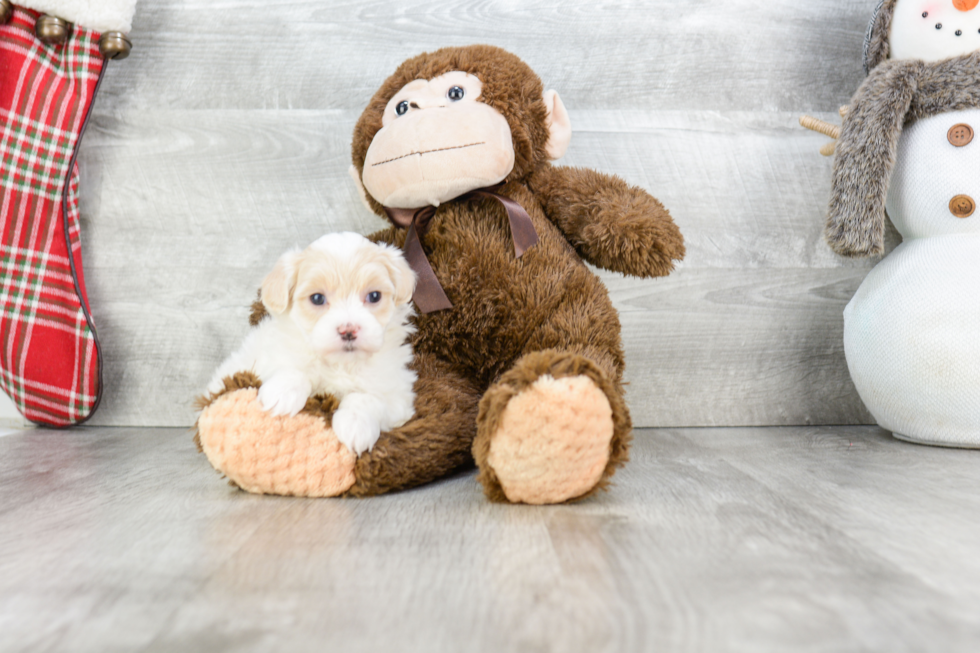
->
[[825, 0, 980, 447]]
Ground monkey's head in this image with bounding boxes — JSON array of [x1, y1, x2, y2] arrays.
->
[[349, 45, 571, 223], [865, 0, 980, 71]]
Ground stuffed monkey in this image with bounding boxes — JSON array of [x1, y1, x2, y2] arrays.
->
[[197, 45, 685, 502]]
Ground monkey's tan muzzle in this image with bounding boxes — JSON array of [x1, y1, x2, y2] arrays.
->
[[362, 102, 515, 209]]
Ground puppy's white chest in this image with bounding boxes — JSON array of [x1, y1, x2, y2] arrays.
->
[[307, 362, 365, 396]]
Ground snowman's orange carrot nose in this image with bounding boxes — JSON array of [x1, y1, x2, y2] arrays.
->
[[953, 0, 978, 11]]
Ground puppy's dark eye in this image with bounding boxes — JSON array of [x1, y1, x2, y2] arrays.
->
[[367, 291, 382, 304], [396, 101, 409, 116], [310, 293, 326, 306], [447, 86, 464, 101]]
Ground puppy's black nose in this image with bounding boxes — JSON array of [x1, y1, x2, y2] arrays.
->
[[338, 324, 359, 342]]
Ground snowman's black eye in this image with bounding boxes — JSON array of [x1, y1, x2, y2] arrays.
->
[[936, 23, 943, 30], [396, 101, 409, 116], [956, 29, 963, 36], [922, 11, 928, 18], [447, 86, 464, 101]]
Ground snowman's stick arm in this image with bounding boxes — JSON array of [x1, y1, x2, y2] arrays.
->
[[799, 115, 841, 140], [799, 107, 850, 156]]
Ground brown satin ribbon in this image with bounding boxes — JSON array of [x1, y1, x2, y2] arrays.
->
[[384, 185, 539, 314]]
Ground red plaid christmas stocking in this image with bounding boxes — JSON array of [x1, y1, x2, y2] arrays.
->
[[0, 4, 129, 426]]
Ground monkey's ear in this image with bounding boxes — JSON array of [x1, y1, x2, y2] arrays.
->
[[261, 248, 301, 315], [543, 90, 571, 160], [349, 164, 375, 213]]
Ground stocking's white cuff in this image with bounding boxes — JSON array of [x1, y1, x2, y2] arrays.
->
[[16, 0, 138, 33]]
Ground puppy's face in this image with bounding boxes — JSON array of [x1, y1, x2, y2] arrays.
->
[[261, 233, 416, 357]]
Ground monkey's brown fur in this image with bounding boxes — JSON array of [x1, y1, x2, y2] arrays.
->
[[200, 45, 684, 503]]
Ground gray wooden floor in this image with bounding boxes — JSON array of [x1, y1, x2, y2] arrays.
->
[[1, 427, 978, 652]]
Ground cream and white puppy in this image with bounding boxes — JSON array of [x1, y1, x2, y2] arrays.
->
[[207, 232, 417, 455]]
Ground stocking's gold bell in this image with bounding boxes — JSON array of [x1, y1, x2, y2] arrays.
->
[[1, 0, 14, 25], [36, 15, 72, 45], [99, 32, 132, 60]]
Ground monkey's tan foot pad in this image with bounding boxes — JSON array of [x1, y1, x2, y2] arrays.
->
[[474, 357, 629, 505], [196, 386, 355, 497]]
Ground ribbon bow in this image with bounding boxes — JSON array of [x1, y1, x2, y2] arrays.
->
[[384, 185, 539, 314]]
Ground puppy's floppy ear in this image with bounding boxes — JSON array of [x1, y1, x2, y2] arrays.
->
[[261, 248, 301, 315], [377, 244, 417, 306]]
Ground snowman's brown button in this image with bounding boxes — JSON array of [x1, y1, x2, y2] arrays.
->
[[947, 123, 974, 147], [950, 194, 976, 218]]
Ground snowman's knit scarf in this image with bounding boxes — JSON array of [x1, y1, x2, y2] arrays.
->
[[826, 51, 980, 257]]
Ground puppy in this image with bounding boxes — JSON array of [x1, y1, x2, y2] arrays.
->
[[207, 232, 417, 455]]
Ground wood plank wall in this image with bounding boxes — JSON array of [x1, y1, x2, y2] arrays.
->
[[77, 0, 893, 427]]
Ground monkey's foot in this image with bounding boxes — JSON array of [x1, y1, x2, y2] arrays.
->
[[195, 373, 356, 497], [474, 351, 631, 504]]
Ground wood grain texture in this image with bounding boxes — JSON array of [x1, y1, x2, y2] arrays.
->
[[70, 1, 895, 427], [96, 0, 870, 113], [611, 268, 875, 426], [1, 426, 978, 652]]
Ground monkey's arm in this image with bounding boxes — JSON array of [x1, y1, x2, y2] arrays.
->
[[529, 166, 685, 278], [826, 59, 921, 257]]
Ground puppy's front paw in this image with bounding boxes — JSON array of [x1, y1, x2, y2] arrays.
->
[[258, 372, 312, 417], [332, 408, 381, 456]]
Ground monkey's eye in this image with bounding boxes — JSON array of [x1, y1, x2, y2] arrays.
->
[[310, 293, 326, 306], [396, 101, 409, 116], [366, 291, 382, 304], [447, 86, 465, 101]]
